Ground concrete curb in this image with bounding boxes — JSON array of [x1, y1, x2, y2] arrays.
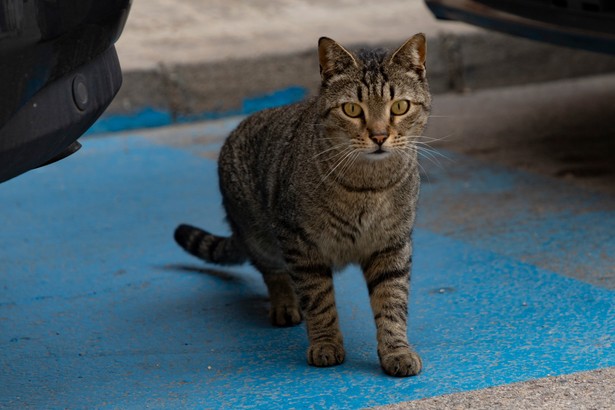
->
[[94, 31, 615, 134]]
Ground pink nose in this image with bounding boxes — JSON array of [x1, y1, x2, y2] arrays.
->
[[369, 132, 388, 146]]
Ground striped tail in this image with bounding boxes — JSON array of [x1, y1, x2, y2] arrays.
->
[[174, 224, 246, 265]]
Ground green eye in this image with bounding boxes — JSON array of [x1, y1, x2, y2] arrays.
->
[[391, 100, 410, 116], [342, 102, 363, 118]]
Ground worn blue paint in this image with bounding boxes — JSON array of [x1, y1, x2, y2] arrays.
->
[[86, 86, 307, 135], [86, 107, 174, 134], [1, 133, 613, 409], [416, 154, 615, 288]]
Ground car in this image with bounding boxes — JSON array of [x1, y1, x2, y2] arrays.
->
[[0, 0, 132, 183], [424, 0, 615, 55]]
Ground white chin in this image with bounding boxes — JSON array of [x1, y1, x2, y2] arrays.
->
[[365, 150, 391, 160]]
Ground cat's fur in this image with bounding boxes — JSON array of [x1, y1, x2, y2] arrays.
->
[[174, 34, 431, 377]]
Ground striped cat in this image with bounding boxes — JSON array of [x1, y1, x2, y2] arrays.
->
[[175, 34, 431, 377]]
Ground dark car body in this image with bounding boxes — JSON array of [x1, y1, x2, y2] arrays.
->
[[425, 0, 615, 55], [0, 0, 131, 183]]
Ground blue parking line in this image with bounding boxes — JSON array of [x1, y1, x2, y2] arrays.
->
[[86, 86, 307, 135], [1, 134, 613, 409]]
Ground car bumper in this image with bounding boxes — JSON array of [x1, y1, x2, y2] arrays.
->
[[0, 46, 122, 183], [425, 0, 615, 55], [0, 0, 130, 183]]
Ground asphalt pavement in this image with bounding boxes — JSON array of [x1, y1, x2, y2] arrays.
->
[[1, 1, 614, 409], [102, 0, 615, 134], [3, 73, 614, 409]]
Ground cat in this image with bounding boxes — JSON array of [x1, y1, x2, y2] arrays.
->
[[174, 34, 431, 377]]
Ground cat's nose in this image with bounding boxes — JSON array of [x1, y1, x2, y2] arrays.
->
[[369, 131, 388, 146]]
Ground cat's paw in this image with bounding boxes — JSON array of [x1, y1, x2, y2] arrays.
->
[[379, 348, 422, 377], [307, 341, 345, 367], [269, 305, 302, 327]]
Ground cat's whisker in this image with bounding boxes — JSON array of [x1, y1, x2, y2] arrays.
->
[[417, 161, 431, 182], [316, 148, 359, 188], [412, 154, 432, 182], [400, 145, 448, 170], [412, 140, 453, 160], [417, 146, 451, 161], [336, 148, 361, 180], [334, 150, 362, 184], [312, 143, 351, 159], [395, 146, 431, 181], [394, 134, 454, 168], [417, 150, 443, 166], [316, 147, 354, 165], [421, 134, 454, 144], [398, 133, 453, 145], [420, 133, 455, 145]]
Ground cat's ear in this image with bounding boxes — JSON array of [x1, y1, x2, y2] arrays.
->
[[388, 33, 427, 75], [318, 37, 358, 81]]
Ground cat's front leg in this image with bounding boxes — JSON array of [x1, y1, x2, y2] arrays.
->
[[289, 262, 345, 367], [362, 240, 421, 377]]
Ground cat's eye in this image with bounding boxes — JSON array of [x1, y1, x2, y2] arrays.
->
[[342, 102, 363, 118], [391, 100, 410, 116]]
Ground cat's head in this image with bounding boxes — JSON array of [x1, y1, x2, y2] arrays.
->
[[316, 34, 431, 161]]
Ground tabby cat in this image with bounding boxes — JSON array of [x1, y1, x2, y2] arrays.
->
[[175, 34, 431, 377]]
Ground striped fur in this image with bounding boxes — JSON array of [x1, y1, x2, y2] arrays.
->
[[174, 34, 431, 376], [174, 224, 246, 265]]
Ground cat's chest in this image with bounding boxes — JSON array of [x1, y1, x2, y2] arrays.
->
[[313, 194, 400, 266]]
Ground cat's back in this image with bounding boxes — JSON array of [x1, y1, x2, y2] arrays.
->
[[221, 98, 315, 160], [217, 98, 317, 210]]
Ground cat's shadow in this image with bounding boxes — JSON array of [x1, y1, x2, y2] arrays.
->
[[157, 263, 272, 329], [162, 263, 246, 283], [155, 264, 386, 377]]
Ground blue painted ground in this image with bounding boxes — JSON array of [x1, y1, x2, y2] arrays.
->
[[1, 133, 613, 409], [86, 86, 307, 135]]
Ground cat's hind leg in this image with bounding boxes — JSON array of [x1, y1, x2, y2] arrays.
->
[[260, 269, 302, 327]]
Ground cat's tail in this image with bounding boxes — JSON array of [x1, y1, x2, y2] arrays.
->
[[174, 224, 247, 265]]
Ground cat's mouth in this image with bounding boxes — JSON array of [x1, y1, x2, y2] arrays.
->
[[370, 148, 388, 155]]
